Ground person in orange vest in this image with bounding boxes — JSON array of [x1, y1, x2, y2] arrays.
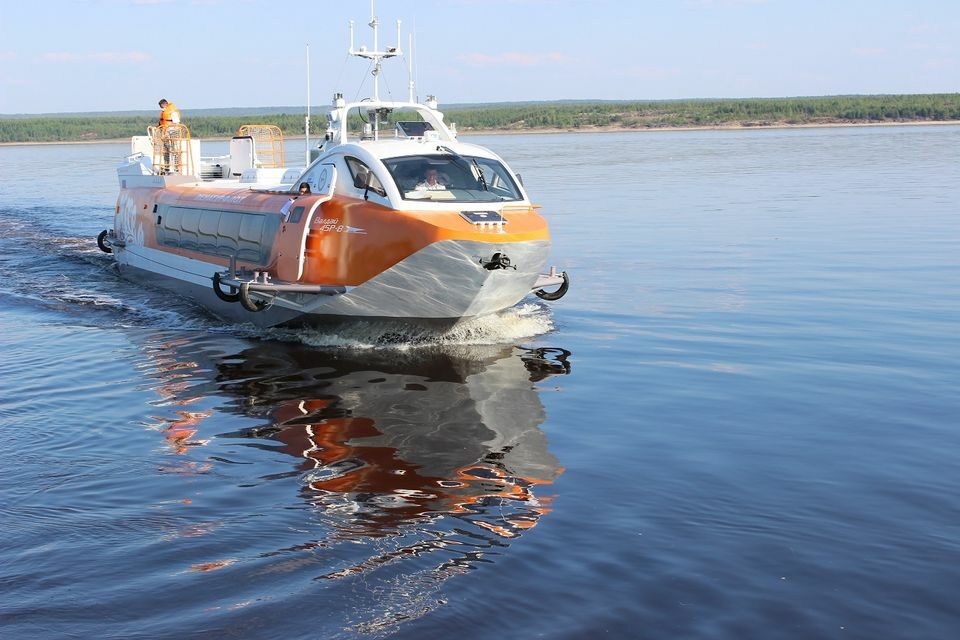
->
[[157, 99, 182, 173], [157, 99, 181, 128]]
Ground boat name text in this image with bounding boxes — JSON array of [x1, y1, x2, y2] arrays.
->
[[193, 194, 249, 204], [312, 218, 366, 234]]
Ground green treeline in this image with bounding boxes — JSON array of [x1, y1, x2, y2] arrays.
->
[[0, 114, 315, 144], [2, 94, 958, 143], [446, 94, 960, 130]]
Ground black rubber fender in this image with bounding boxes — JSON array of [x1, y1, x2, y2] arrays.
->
[[97, 229, 112, 254], [239, 282, 269, 312], [535, 271, 569, 301], [212, 272, 241, 303]]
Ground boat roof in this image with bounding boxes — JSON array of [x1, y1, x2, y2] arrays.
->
[[328, 137, 501, 163]]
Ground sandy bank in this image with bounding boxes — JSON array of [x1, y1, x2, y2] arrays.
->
[[456, 119, 960, 136]]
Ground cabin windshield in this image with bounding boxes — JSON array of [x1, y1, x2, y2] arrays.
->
[[383, 154, 523, 202]]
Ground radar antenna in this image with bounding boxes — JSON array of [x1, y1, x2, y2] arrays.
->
[[348, 0, 402, 102]]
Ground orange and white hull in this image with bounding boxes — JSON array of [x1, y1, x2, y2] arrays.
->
[[106, 177, 563, 328], [103, 87, 567, 328]]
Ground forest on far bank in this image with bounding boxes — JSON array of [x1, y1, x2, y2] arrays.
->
[[1, 94, 958, 143]]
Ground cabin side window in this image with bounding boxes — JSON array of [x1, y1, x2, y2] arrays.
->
[[345, 157, 386, 197]]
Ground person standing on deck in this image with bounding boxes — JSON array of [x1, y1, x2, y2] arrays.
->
[[157, 99, 182, 173], [157, 99, 181, 128]]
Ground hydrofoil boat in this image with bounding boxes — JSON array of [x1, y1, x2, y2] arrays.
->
[[98, 8, 569, 328]]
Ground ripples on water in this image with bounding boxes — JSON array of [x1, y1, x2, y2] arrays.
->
[[2, 127, 960, 639], [0, 305, 571, 637], [0, 171, 570, 637]]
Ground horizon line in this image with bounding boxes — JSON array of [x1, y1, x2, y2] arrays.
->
[[3, 92, 958, 119]]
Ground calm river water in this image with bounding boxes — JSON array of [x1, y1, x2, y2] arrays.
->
[[1, 125, 959, 639]]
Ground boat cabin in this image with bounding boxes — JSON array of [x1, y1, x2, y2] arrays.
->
[[118, 99, 529, 213]]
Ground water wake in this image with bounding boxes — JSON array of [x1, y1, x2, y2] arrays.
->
[[1, 207, 557, 347], [270, 303, 555, 350]]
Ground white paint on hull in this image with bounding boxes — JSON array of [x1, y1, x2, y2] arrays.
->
[[114, 239, 550, 327]]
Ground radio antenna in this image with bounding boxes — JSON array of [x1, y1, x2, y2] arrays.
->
[[305, 43, 311, 165], [348, 0, 401, 102]]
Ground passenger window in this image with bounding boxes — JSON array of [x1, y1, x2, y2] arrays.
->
[[345, 157, 386, 197], [298, 163, 334, 194]]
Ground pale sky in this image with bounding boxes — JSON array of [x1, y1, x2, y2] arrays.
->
[[0, 0, 957, 114]]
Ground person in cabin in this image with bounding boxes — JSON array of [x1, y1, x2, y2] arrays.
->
[[416, 167, 447, 191], [281, 183, 312, 220], [156, 99, 182, 174]]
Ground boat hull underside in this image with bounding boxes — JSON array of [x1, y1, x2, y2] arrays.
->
[[114, 239, 551, 328]]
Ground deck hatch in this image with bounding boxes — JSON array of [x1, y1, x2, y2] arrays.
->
[[460, 210, 505, 225]]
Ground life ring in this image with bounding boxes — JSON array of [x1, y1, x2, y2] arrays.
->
[[239, 282, 269, 312], [535, 271, 569, 301], [212, 272, 241, 303], [97, 230, 112, 254]]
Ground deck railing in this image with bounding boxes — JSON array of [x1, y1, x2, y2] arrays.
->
[[152, 124, 193, 176], [237, 124, 285, 168]]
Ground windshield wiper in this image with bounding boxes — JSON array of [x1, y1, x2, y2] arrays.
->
[[436, 145, 489, 191], [470, 157, 489, 191]]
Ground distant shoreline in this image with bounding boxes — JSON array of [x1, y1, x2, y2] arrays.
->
[[459, 119, 960, 136], [2, 119, 959, 147]]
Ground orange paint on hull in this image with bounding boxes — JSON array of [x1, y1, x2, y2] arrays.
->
[[303, 196, 549, 286], [122, 186, 551, 288]]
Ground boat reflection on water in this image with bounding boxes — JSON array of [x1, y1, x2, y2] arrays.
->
[[215, 341, 570, 629], [216, 342, 569, 542], [136, 333, 570, 630]]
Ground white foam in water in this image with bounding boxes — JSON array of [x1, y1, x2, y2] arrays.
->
[[55, 292, 129, 309], [274, 303, 555, 350]]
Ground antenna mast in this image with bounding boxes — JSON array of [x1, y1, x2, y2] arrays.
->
[[407, 32, 414, 103], [305, 43, 311, 165], [348, 0, 401, 102]]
